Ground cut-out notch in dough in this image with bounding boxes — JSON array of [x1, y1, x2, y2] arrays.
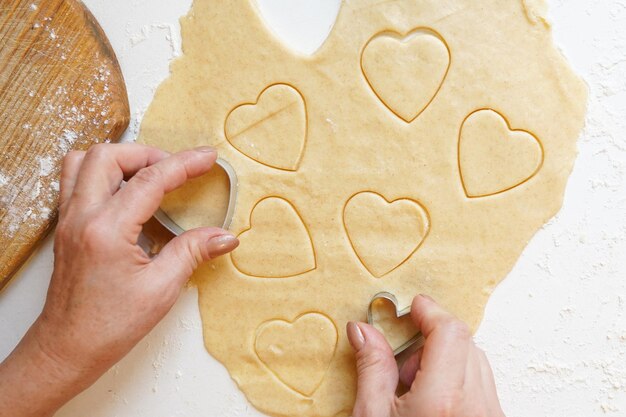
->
[[344, 192, 430, 278], [361, 28, 451, 123], [459, 109, 544, 198], [225, 83, 307, 171], [255, 312, 338, 397], [254, 0, 342, 55], [232, 197, 316, 278]]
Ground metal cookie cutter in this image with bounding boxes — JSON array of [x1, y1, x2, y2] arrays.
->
[[367, 292, 425, 356], [153, 158, 238, 236]]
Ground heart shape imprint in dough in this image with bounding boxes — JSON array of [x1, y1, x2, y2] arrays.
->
[[459, 109, 544, 198], [225, 83, 307, 171], [344, 192, 430, 278], [255, 313, 338, 397], [231, 197, 316, 278], [254, 0, 341, 55], [361, 28, 450, 123]]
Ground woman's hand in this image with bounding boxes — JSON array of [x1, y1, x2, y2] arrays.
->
[[347, 295, 505, 417], [0, 144, 238, 417]]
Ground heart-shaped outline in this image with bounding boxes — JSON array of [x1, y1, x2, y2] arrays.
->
[[231, 196, 317, 278], [367, 292, 424, 356], [225, 83, 308, 172], [458, 108, 545, 198], [343, 192, 431, 278], [153, 158, 238, 235], [255, 312, 338, 397], [361, 27, 451, 123]]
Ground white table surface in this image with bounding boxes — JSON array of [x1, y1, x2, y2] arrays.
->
[[1, 1, 626, 416]]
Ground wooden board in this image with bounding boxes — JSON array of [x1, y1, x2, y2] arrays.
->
[[0, 0, 130, 290]]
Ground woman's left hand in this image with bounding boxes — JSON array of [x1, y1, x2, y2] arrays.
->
[[0, 144, 238, 417]]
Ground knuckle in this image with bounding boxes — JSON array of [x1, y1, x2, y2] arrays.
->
[[132, 166, 163, 188], [475, 346, 486, 357], [354, 403, 389, 417], [181, 156, 197, 178], [433, 391, 463, 417], [60, 151, 83, 179], [54, 220, 73, 244], [79, 216, 114, 250], [62, 150, 81, 166], [86, 143, 110, 159], [170, 235, 204, 275], [356, 347, 389, 376], [434, 402, 453, 417], [168, 157, 192, 183], [185, 233, 208, 267], [444, 319, 471, 340]]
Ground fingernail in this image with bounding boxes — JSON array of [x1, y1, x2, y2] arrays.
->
[[419, 294, 436, 303], [207, 234, 239, 258], [347, 322, 366, 351], [195, 146, 217, 153]]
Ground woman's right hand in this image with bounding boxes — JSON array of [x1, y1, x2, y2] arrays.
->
[[347, 295, 505, 417]]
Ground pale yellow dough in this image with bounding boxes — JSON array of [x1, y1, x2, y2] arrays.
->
[[139, 1, 587, 416]]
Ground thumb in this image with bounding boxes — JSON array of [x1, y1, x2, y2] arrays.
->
[[151, 227, 239, 284], [347, 322, 398, 417]]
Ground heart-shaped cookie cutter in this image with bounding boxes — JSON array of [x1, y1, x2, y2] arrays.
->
[[153, 158, 238, 236], [367, 292, 425, 356]]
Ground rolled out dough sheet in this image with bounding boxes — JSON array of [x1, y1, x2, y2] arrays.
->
[[139, 0, 587, 416]]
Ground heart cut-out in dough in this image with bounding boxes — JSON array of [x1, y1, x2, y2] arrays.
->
[[232, 197, 316, 278], [255, 313, 338, 397], [344, 192, 430, 278], [225, 84, 307, 171], [459, 109, 544, 198], [361, 28, 451, 123], [255, 0, 341, 55]]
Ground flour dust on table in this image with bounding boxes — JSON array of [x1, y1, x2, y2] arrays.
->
[[138, 0, 587, 415]]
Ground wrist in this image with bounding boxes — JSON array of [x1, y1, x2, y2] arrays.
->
[[0, 320, 94, 417]]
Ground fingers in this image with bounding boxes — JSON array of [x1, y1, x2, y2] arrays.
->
[[151, 228, 238, 286], [347, 322, 397, 417], [409, 295, 472, 389], [399, 347, 422, 387], [463, 346, 486, 398], [476, 348, 505, 416], [477, 349, 498, 395], [59, 151, 86, 212], [112, 147, 217, 227], [72, 143, 170, 206], [410, 294, 461, 338]]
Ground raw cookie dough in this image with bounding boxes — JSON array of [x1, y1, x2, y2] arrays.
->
[[139, 1, 587, 416]]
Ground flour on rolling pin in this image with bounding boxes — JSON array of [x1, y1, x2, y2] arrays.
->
[[0, 0, 130, 289]]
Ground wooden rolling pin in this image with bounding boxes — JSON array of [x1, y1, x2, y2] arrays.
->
[[0, 0, 130, 290]]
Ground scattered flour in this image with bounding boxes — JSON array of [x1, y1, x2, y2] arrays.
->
[[1, 10, 118, 241], [477, 2, 626, 414], [59, 130, 79, 153], [38, 156, 54, 177], [129, 23, 182, 58]]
